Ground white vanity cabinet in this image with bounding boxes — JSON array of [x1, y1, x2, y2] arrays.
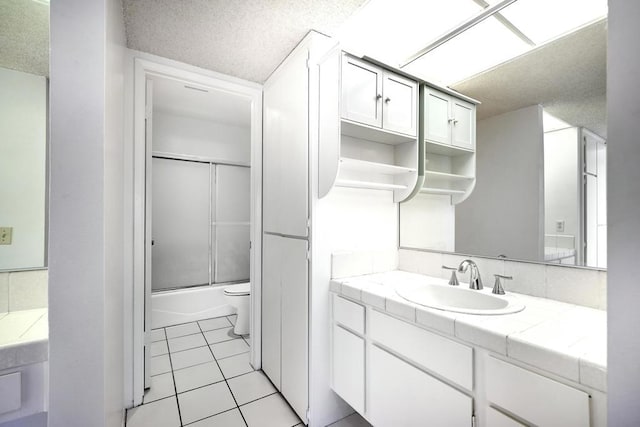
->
[[342, 55, 417, 137]]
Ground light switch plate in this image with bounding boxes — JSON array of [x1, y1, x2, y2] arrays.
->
[[0, 227, 12, 245], [555, 220, 565, 233]]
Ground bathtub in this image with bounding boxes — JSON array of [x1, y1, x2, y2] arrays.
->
[[151, 284, 245, 329]]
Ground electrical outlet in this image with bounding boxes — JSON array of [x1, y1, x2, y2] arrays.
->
[[555, 220, 565, 233], [0, 227, 12, 245]]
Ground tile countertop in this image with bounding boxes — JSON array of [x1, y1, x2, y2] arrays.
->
[[0, 308, 49, 371], [330, 270, 607, 393]]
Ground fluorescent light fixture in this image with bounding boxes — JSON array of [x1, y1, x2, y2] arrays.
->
[[500, 0, 607, 45], [336, 0, 482, 66], [403, 15, 530, 86]]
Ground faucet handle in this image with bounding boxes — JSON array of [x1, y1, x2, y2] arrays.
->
[[492, 274, 513, 295], [442, 266, 459, 286]]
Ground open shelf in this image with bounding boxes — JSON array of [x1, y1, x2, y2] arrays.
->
[[425, 170, 474, 181], [340, 157, 416, 175], [425, 140, 474, 157], [420, 187, 467, 196], [342, 119, 416, 146], [336, 179, 409, 191]]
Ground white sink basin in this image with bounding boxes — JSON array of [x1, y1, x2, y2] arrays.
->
[[395, 281, 525, 315]]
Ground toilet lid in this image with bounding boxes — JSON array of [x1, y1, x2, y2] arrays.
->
[[224, 283, 250, 296]]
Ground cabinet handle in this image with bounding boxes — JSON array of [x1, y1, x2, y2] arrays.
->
[[376, 94, 382, 100], [448, 118, 454, 123], [385, 97, 391, 103]]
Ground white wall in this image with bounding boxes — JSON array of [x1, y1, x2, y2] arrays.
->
[[608, 0, 640, 424], [0, 67, 47, 270], [456, 105, 544, 261], [400, 193, 455, 251], [49, 0, 126, 425], [544, 127, 580, 248], [153, 110, 250, 163]]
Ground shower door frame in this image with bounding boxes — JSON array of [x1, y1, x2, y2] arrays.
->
[[130, 57, 263, 407]]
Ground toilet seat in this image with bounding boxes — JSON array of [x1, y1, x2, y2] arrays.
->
[[224, 283, 250, 296]]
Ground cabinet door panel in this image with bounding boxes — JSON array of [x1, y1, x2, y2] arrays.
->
[[382, 72, 417, 136], [332, 325, 365, 413], [341, 55, 383, 128], [369, 346, 471, 427], [263, 47, 309, 237], [261, 234, 282, 390], [451, 99, 475, 150], [280, 237, 309, 422], [487, 407, 526, 427], [424, 88, 452, 145]]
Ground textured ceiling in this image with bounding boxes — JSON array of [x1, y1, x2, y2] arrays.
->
[[452, 19, 607, 138], [151, 75, 251, 128], [0, 0, 49, 76], [123, 0, 368, 83]]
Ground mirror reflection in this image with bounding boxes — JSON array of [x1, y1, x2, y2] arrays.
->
[[400, 16, 607, 269], [0, 0, 50, 270]]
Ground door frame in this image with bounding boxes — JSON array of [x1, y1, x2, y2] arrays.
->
[[131, 57, 263, 406]]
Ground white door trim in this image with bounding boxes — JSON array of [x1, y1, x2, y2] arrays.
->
[[131, 57, 263, 406]]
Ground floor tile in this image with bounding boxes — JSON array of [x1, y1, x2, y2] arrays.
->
[[218, 352, 254, 379], [210, 339, 249, 360], [228, 371, 276, 405], [327, 413, 372, 427], [166, 322, 201, 339], [186, 408, 246, 427], [171, 346, 215, 371], [240, 393, 300, 427], [199, 317, 232, 332], [178, 382, 237, 425], [126, 396, 180, 427], [151, 340, 169, 356], [227, 315, 238, 326], [151, 354, 172, 376], [168, 333, 208, 353], [204, 327, 239, 345], [143, 372, 175, 404], [151, 328, 166, 342], [174, 361, 224, 393]]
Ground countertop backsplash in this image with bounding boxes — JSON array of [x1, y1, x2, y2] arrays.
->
[[0, 269, 48, 313]]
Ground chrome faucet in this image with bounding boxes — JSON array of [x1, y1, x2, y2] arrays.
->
[[458, 259, 483, 290]]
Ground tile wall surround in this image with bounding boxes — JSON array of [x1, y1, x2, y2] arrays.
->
[[330, 249, 606, 310], [0, 269, 48, 313]]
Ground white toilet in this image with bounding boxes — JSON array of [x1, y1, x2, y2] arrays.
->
[[224, 283, 251, 336]]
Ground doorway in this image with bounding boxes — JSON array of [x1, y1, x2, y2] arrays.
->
[[131, 58, 262, 407]]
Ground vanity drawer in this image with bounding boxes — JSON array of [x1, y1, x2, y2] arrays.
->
[[486, 356, 589, 427], [0, 371, 21, 414], [333, 294, 365, 334], [369, 309, 472, 390]]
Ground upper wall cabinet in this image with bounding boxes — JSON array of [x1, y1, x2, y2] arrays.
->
[[421, 86, 477, 204], [342, 55, 417, 137], [319, 52, 420, 203], [424, 87, 475, 151]]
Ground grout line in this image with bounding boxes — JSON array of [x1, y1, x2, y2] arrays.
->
[[165, 328, 184, 427], [197, 321, 250, 427]]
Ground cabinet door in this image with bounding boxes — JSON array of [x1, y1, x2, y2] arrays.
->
[[382, 72, 417, 136], [280, 237, 309, 423], [263, 46, 309, 237], [261, 234, 282, 390], [369, 345, 472, 427], [332, 324, 365, 413], [341, 55, 383, 128], [424, 88, 452, 145], [451, 98, 475, 150]]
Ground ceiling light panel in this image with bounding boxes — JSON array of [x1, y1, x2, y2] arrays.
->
[[499, 0, 607, 45], [403, 15, 531, 86], [337, 0, 483, 67]]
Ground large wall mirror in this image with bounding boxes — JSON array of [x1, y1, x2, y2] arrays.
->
[[400, 7, 607, 270], [0, 0, 50, 270]]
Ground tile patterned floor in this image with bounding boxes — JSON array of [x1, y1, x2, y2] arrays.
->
[[126, 314, 303, 427]]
